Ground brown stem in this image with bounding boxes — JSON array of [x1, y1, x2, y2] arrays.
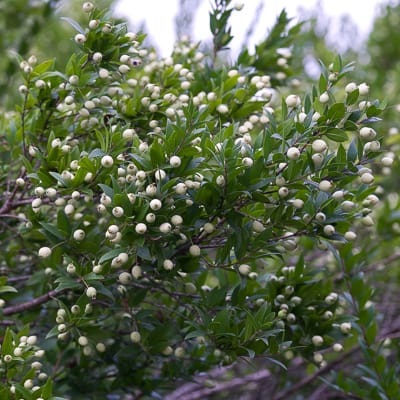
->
[[3, 288, 67, 316]]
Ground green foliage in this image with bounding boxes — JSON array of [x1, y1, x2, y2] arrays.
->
[[0, 1, 399, 399]]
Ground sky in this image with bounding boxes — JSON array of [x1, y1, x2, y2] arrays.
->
[[113, 0, 390, 57]]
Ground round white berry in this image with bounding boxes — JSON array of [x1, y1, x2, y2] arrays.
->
[[130, 331, 141, 343], [359, 127, 377, 141], [312, 335, 324, 346], [82, 2, 94, 12], [189, 245, 201, 257], [358, 82, 369, 95], [101, 155, 114, 168], [131, 265, 142, 279], [340, 322, 352, 334], [312, 139, 327, 153], [86, 286, 97, 299], [74, 34, 87, 44], [238, 264, 251, 276], [287, 147, 300, 160], [163, 259, 174, 270], [135, 223, 147, 234], [323, 224, 335, 236], [319, 180, 333, 192], [159, 222, 172, 233], [217, 104, 229, 114], [38, 247, 52, 258], [171, 215, 183, 225], [242, 157, 253, 167], [360, 172, 374, 184], [146, 213, 156, 223], [149, 199, 162, 210], [285, 94, 300, 108], [252, 220, 265, 233], [319, 92, 329, 103], [345, 82, 357, 93], [292, 198, 304, 209], [344, 231, 357, 241], [169, 155, 181, 168], [78, 336, 89, 346], [278, 187, 289, 198], [202, 223, 214, 234], [73, 229, 85, 241]]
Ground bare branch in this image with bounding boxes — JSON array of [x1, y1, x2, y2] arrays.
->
[[3, 288, 66, 316]]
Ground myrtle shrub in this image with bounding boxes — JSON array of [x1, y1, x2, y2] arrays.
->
[[0, 1, 397, 399]]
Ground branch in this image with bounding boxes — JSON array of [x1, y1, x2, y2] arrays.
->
[[165, 368, 271, 400], [363, 252, 400, 274], [3, 288, 66, 316]]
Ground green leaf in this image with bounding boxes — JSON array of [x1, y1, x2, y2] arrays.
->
[[39, 221, 66, 241], [346, 89, 359, 105], [0, 285, 18, 294], [327, 103, 345, 121], [324, 128, 348, 142], [60, 17, 85, 34], [2, 327, 13, 355]]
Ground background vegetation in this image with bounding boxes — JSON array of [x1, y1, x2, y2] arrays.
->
[[1, 1, 400, 399]]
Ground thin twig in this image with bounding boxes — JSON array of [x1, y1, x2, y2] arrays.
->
[[3, 288, 67, 316]]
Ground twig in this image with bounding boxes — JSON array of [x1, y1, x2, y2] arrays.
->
[[165, 369, 271, 400], [3, 288, 67, 316]]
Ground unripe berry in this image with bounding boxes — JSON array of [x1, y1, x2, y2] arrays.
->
[[73, 229, 85, 241], [345, 82, 357, 93], [101, 155, 114, 168], [74, 34, 87, 44], [169, 155, 181, 167], [360, 172, 374, 184], [312, 335, 324, 346], [38, 247, 52, 258], [242, 157, 253, 167], [135, 222, 147, 235], [216, 175, 225, 186], [118, 272, 132, 284], [78, 336, 89, 346], [287, 147, 300, 160], [312, 153, 324, 167], [131, 265, 142, 279], [344, 231, 357, 241], [159, 222, 172, 233], [323, 224, 335, 236], [285, 94, 300, 108], [130, 331, 141, 343], [319, 180, 333, 192], [319, 92, 329, 103], [163, 259, 174, 270], [340, 322, 352, 334], [315, 212, 326, 223], [89, 19, 99, 29], [174, 347, 185, 357], [171, 215, 183, 225], [238, 264, 251, 276], [189, 245, 201, 257], [92, 52, 103, 63], [217, 104, 229, 114], [82, 2, 94, 12], [292, 199, 304, 209], [278, 187, 289, 198], [203, 222, 215, 233], [149, 199, 162, 210], [312, 139, 327, 153], [252, 220, 265, 233], [358, 82, 369, 95], [359, 127, 377, 141], [86, 286, 97, 299]]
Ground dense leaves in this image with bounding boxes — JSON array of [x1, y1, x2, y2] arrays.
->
[[0, 1, 399, 399]]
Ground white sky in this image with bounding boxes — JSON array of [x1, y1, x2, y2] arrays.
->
[[114, 0, 388, 57]]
